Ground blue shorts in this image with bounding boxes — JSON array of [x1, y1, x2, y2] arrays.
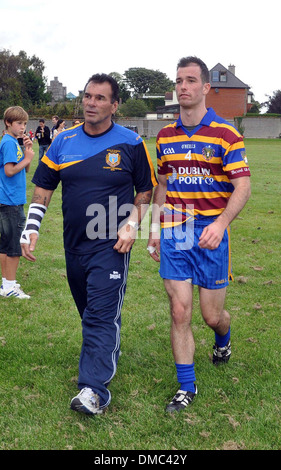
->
[[0, 204, 26, 257], [159, 220, 233, 290]]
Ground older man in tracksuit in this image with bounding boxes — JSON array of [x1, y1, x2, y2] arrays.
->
[[21, 73, 158, 415]]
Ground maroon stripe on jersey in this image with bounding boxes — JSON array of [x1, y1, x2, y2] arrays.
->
[[161, 159, 227, 177], [167, 195, 228, 212], [159, 125, 184, 137], [196, 125, 243, 144]]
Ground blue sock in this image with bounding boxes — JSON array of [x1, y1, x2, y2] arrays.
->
[[175, 363, 196, 393], [215, 327, 231, 347]]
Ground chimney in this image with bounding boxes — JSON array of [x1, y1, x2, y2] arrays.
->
[[228, 65, 235, 75]]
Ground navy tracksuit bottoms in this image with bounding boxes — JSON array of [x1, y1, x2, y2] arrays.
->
[[65, 247, 130, 409]]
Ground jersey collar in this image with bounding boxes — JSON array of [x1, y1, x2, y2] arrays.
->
[[82, 121, 114, 138], [176, 107, 216, 129]]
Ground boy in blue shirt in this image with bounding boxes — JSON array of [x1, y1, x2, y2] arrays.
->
[[0, 106, 34, 299]]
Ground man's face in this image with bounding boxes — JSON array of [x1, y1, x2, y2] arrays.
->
[[82, 81, 118, 133], [175, 64, 210, 109], [39, 121, 44, 129]]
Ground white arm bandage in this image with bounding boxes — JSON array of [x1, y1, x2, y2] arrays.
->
[[149, 223, 160, 234], [20, 203, 47, 244]]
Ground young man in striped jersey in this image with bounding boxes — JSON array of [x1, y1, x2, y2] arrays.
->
[[147, 57, 251, 413]]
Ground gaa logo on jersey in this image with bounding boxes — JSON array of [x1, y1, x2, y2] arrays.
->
[[106, 150, 121, 168], [202, 145, 215, 161]]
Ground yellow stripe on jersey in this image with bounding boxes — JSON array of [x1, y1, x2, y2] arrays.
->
[[224, 160, 249, 172], [224, 140, 246, 155], [59, 161, 83, 170], [157, 152, 223, 164], [164, 203, 224, 216], [167, 190, 232, 199], [42, 140, 158, 186], [157, 158, 163, 168], [41, 155, 59, 171], [143, 140, 158, 187], [41, 154, 82, 171], [160, 205, 225, 227], [157, 134, 233, 151], [156, 134, 186, 151], [209, 120, 241, 138], [193, 207, 224, 216], [227, 226, 234, 281]]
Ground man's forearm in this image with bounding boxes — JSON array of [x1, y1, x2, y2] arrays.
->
[[216, 177, 251, 229], [150, 177, 167, 227], [128, 189, 152, 226], [31, 187, 54, 207]]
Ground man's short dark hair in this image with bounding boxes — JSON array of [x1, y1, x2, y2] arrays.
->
[[84, 73, 119, 103], [177, 56, 210, 84]]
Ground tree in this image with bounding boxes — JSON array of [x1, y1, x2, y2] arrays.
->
[[124, 68, 174, 98], [21, 68, 50, 104], [109, 72, 130, 103], [265, 90, 281, 114], [247, 100, 262, 114], [0, 49, 51, 115]]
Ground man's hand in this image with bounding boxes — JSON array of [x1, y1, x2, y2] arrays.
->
[[198, 220, 225, 250], [20, 232, 38, 262], [147, 230, 161, 262], [113, 223, 138, 253]]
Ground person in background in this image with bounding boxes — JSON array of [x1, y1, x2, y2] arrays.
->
[[35, 119, 51, 160], [52, 119, 65, 141], [0, 106, 34, 299], [147, 56, 251, 413], [17, 131, 26, 152], [51, 115, 59, 139]]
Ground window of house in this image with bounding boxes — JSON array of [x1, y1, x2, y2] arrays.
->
[[212, 71, 219, 82], [212, 70, 227, 82]]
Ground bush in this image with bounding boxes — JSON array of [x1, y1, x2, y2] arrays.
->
[[119, 98, 149, 117]]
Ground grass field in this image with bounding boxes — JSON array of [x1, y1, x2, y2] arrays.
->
[[0, 138, 280, 451]]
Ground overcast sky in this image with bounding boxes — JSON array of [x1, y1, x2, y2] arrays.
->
[[0, 0, 279, 110]]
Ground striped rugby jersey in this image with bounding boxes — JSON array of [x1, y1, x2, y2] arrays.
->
[[157, 108, 250, 227]]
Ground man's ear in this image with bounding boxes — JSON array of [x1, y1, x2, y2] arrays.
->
[[203, 82, 211, 96], [112, 101, 119, 115]]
